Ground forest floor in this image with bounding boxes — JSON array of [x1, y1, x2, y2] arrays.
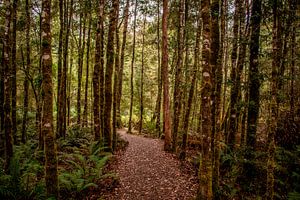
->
[[104, 129, 198, 200]]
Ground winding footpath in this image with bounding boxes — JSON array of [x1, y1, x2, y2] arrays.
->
[[108, 129, 198, 200]]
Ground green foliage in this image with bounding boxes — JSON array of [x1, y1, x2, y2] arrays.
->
[[58, 140, 116, 198], [0, 146, 46, 200]]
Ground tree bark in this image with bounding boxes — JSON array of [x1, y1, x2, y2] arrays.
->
[[116, 0, 130, 128], [22, 0, 31, 144], [244, 0, 262, 181], [162, 0, 172, 151], [139, 14, 146, 134], [172, 0, 184, 152], [83, 11, 92, 127], [93, 0, 105, 141], [113, 0, 120, 150], [3, 0, 13, 172], [179, 11, 201, 160], [41, 0, 59, 197], [128, 0, 138, 134], [197, 0, 213, 198], [11, 0, 18, 144], [104, 0, 118, 151]]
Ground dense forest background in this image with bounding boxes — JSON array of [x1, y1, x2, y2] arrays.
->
[[0, 0, 299, 199]]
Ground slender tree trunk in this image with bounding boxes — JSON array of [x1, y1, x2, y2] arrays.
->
[[22, 0, 31, 144], [172, 0, 184, 151], [67, 34, 73, 126], [152, 0, 162, 136], [57, 0, 64, 137], [83, 12, 92, 127], [162, 0, 172, 151], [3, 0, 13, 172], [210, 0, 221, 194], [128, 0, 138, 134], [179, 11, 201, 160], [197, 0, 213, 198], [93, 0, 105, 141], [11, 0, 18, 144], [41, 0, 58, 197], [290, 1, 296, 116], [104, 0, 118, 151], [244, 0, 262, 181], [227, 0, 243, 150], [116, 0, 129, 128], [113, 0, 120, 150], [139, 14, 146, 134], [267, 1, 283, 198]]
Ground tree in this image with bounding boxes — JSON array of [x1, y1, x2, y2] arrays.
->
[[139, 14, 146, 134], [3, 0, 13, 171], [104, 0, 119, 150], [172, 0, 184, 152], [197, 0, 213, 198], [128, 0, 138, 134], [116, 0, 130, 128], [93, 0, 105, 141], [162, 0, 172, 151], [41, 0, 58, 197], [21, 0, 31, 144], [180, 8, 201, 160], [11, 0, 18, 144], [113, 0, 120, 150], [244, 0, 262, 181]]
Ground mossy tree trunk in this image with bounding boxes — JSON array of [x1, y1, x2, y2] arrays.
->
[[11, 0, 18, 144], [93, 0, 105, 141], [3, 0, 13, 172], [41, 0, 59, 197], [113, 0, 120, 150], [22, 0, 31, 144], [244, 0, 262, 182], [197, 0, 213, 198], [104, 0, 119, 151], [172, 0, 184, 152], [162, 0, 172, 151]]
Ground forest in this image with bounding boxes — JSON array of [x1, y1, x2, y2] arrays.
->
[[0, 0, 299, 199]]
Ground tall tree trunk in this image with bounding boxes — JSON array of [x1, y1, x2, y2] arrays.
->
[[67, 33, 74, 126], [116, 0, 129, 128], [11, 0, 18, 144], [289, 1, 296, 116], [172, 0, 184, 152], [3, 0, 13, 172], [77, 1, 87, 126], [267, 1, 281, 198], [41, 0, 58, 197], [152, 0, 162, 136], [162, 0, 172, 151], [128, 0, 138, 134], [112, 0, 120, 150], [83, 11, 92, 127], [22, 0, 31, 144], [57, 0, 64, 137], [104, 0, 118, 151], [227, 0, 243, 150], [139, 14, 146, 134], [244, 0, 262, 181], [179, 10, 201, 160], [93, 0, 105, 141], [211, 0, 221, 194], [197, 0, 213, 198]]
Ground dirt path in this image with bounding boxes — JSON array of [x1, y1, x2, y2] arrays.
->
[[108, 129, 198, 200]]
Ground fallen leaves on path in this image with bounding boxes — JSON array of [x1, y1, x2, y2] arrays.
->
[[106, 129, 198, 200]]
